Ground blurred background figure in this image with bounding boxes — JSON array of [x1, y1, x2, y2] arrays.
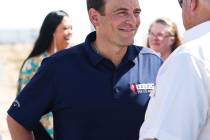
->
[[17, 10, 72, 140], [0, 63, 2, 81], [147, 18, 182, 60]]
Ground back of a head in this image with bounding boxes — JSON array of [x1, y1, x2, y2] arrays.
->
[[181, 0, 210, 29], [28, 10, 69, 59], [197, 0, 210, 21], [201, 0, 210, 10], [202, 0, 210, 17]]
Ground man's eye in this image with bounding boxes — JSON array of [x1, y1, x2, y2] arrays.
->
[[118, 12, 127, 16], [134, 12, 140, 17]]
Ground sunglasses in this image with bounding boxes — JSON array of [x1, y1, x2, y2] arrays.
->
[[178, 0, 183, 7]]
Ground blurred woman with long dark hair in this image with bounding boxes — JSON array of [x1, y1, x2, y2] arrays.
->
[[17, 10, 73, 139]]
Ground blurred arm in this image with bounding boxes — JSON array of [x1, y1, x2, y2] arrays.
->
[[7, 115, 34, 140]]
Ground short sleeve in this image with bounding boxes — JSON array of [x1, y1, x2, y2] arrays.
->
[[8, 57, 57, 130]]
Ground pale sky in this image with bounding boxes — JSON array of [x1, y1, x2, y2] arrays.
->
[[0, 0, 185, 45]]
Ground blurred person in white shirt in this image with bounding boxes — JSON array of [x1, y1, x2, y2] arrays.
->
[[139, 0, 210, 139]]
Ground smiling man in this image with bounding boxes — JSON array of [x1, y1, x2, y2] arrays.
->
[[7, 0, 162, 140]]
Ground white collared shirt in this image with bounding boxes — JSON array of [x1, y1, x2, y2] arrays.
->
[[139, 21, 210, 140]]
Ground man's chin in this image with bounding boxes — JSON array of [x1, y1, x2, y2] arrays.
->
[[125, 39, 134, 46]]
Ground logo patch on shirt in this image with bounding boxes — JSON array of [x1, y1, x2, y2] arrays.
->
[[12, 99, 20, 108], [130, 83, 155, 95]]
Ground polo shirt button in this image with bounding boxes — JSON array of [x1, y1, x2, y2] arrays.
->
[[113, 87, 120, 97]]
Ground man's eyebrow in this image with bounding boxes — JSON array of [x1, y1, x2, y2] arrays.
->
[[113, 7, 141, 13]]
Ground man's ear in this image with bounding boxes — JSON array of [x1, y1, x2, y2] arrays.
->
[[88, 8, 100, 27], [190, 0, 198, 10]]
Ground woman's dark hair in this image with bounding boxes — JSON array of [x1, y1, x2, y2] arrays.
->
[[18, 10, 69, 93], [21, 10, 68, 68], [86, 0, 105, 15], [28, 10, 69, 59]]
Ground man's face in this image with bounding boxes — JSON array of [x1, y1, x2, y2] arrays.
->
[[97, 0, 141, 47]]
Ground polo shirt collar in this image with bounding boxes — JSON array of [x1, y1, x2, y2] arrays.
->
[[84, 31, 103, 65], [84, 31, 140, 66], [123, 45, 140, 64]]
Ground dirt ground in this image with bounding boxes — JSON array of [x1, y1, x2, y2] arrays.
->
[[0, 44, 32, 140]]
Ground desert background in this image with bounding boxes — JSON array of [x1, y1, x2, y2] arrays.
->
[[0, 44, 32, 140]]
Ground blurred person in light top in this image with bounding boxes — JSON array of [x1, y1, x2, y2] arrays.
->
[[147, 18, 182, 61]]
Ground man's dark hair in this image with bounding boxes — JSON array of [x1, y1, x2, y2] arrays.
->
[[86, 0, 105, 15], [28, 10, 69, 59]]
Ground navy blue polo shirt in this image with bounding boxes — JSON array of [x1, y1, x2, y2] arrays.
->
[[8, 32, 162, 140]]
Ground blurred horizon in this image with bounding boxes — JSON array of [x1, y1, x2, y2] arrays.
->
[[0, 29, 38, 44]]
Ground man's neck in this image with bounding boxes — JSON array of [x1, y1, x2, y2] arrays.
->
[[92, 40, 128, 67]]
